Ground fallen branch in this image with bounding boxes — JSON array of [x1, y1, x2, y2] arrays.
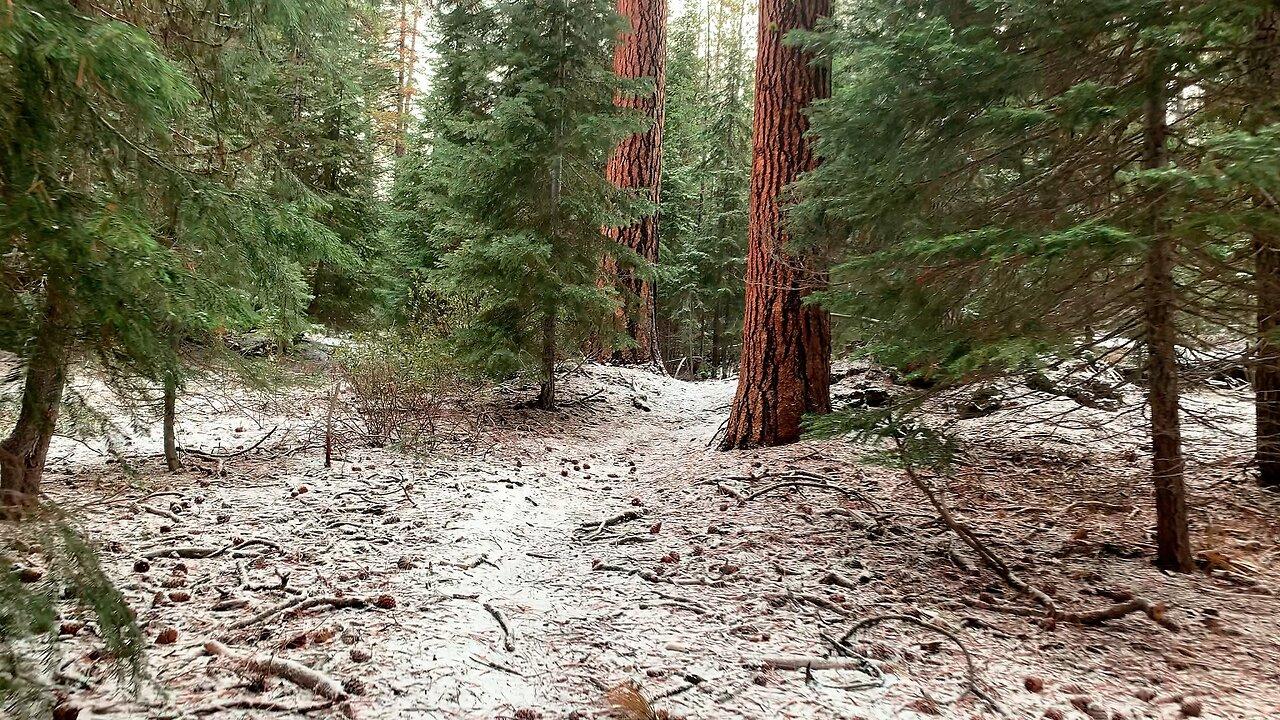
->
[[143, 546, 224, 560], [185, 426, 280, 461], [204, 640, 348, 703], [194, 699, 334, 715], [743, 478, 875, 508], [577, 508, 647, 540], [443, 552, 497, 570], [836, 614, 982, 707], [228, 595, 376, 630], [136, 504, 181, 522], [754, 656, 874, 671], [483, 602, 516, 651], [767, 590, 851, 616], [894, 436, 1178, 631]]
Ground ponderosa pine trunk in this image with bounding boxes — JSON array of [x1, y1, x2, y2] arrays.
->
[[598, 0, 667, 366], [0, 296, 69, 515], [1250, 8, 1280, 488], [1141, 60, 1194, 572], [721, 0, 832, 449]]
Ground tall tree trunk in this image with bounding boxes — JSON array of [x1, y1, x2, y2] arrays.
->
[[1141, 60, 1194, 572], [722, 0, 832, 449], [1250, 8, 1280, 488], [1, 296, 69, 515], [537, 310, 557, 410], [163, 372, 181, 472], [598, 0, 667, 366], [394, 0, 410, 158]]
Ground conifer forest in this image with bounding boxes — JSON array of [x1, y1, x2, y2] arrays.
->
[[5, 0, 1280, 718]]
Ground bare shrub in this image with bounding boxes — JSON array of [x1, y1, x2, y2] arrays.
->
[[331, 333, 491, 455]]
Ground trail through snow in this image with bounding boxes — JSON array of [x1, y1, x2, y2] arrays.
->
[[36, 364, 1280, 719]]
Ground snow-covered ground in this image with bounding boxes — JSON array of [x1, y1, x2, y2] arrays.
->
[[23, 362, 1280, 719]]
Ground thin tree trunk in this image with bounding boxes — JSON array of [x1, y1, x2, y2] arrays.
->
[[599, 0, 668, 366], [1250, 8, 1280, 488], [722, 0, 832, 449], [1, 295, 69, 515], [1141, 59, 1193, 572], [163, 371, 181, 472], [537, 310, 557, 410], [394, 0, 409, 158], [710, 301, 723, 373]]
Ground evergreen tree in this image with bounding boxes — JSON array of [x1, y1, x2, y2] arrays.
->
[[597, 0, 668, 366], [418, 0, 641, 408], [657, 2, 753, 379], [1247, 6, 1280, 488], [1, 0, 391, 508], [799, 0, 1280, 570], [388, 0, 499, 328]]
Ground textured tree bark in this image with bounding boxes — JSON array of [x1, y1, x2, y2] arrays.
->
[[537, 310, 557, 410], [163, 372, 181, 472], [1250, 8, 1280, 488], [1, 296, 69, 515], [598, 0, 667, 366], [721, 0, 832, 449], [1141, 61, 1194, 572]]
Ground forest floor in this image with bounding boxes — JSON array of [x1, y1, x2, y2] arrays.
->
[[30, 360, 1280, 719]]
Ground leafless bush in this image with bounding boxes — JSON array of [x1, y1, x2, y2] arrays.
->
[[327, 334, 492, 458]]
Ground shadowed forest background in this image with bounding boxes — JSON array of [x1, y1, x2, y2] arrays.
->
[[2, 0, 1280, 718]]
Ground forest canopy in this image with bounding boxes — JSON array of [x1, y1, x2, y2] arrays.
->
[[2, 0, 1279, 717]]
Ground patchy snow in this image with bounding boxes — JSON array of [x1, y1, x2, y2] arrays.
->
[[24, 362, 1280, 719]]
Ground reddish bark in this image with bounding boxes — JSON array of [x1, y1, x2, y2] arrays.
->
[[599, 0, 667, 365], [722, 0, 832, 449]]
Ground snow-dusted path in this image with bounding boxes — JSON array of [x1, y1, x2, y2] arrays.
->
[[41, 364, 1280, 719]]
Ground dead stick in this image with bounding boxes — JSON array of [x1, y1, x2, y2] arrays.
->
[[753, 656, 872, 671], [895, 436, 1177, 631], [143, 546, 225, 560], [744, 480, 869, 504], [229, 596, 373, 630], [483, 602, 516, 651], [204, 640, 347, 701]]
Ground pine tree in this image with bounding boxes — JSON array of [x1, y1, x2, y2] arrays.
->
[[419, 0, 641, 408], [1, 0, 391, 511], [1, 1, 195, 510], [722, 0, 832, 448], [657, 1, 753, 379], [1248, 6, 1280, 488], [597, 0, 668, 365], [798, 0, 1280, 570]]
